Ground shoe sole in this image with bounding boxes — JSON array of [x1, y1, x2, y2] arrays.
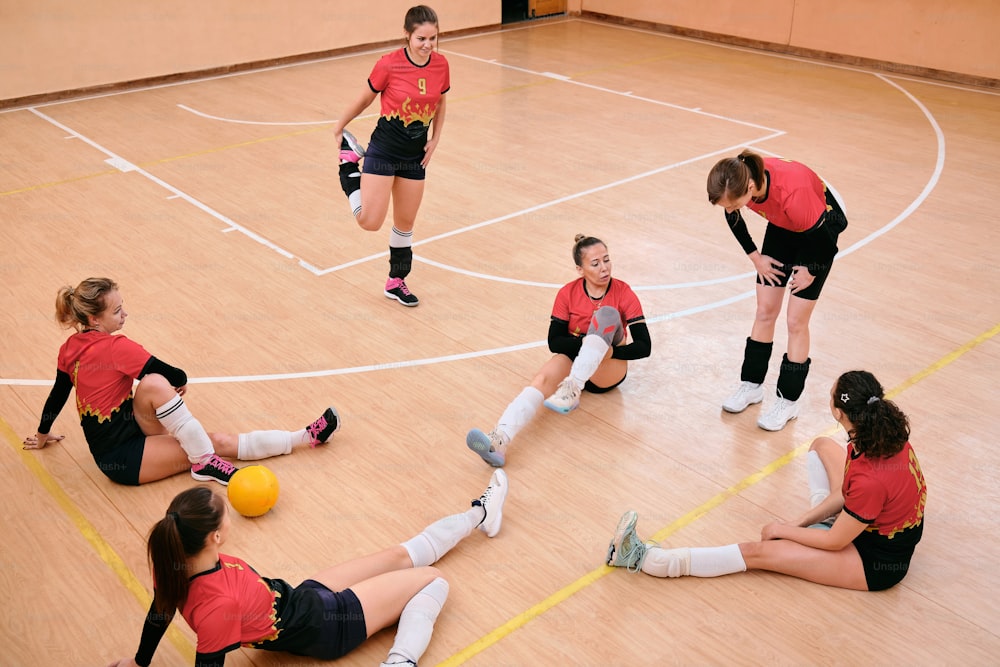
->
[[480, 469, 508, 537], [191, 472, 230, 486], [384, 291, 419, 307], [543, 399, 578, 414], [607, 510, 638, 565], [721, 396, 763, 413], [342, 129, 366, 158], [466, 429, 505, 467], [757, 413, 798, 431]]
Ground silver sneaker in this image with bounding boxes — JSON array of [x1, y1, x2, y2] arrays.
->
[[466, 428, 506, 467], [606, 510, 649, 572], [722, 381, 764, 413]]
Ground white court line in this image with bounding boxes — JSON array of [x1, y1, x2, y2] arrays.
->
[[176, 104, 382, 127], [4, 38, 945, 385], [316, 132, 786, 278], [444, 49, 784, 134], [28, 108, 300, 263]]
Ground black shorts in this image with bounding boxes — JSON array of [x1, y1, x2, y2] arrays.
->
[[296, 581, 367, 659], [88, 398, 146, 485], [759, 190, 847, 301], [585, 374, 626, 394], [853, 522, 922, 591], [363, 144, 426, 181]]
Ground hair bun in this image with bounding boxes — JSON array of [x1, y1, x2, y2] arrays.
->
[[574, 233, 586, 243]]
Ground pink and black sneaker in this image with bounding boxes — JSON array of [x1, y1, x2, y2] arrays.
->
[[384, 277, 419, 307], [191, 454, 237, 485], [339, 129, 365, 164], [307, 406, 341, 447]]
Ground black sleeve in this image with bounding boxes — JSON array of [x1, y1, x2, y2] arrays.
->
[[547, 318, 583, 357], [195, 650, 228, 667], [139, 356, 188, 388], [134, 601, 172, 667], [36, 370, 74, 434], [610, 321, 651, 361], [725, 210, 758, 255]]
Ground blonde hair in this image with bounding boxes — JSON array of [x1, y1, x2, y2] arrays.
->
[[54, 277, 118, 331]]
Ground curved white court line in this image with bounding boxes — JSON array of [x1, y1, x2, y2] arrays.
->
[[2, 71, 944, 385], [177, 103, 338, 126]]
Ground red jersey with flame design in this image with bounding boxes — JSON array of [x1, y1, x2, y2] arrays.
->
[[56, 331, 150, 454], [367, 47, 450, 159], [843, 441, 926, 558], [747, 157, 829, 232], [182, 554, 325, 655], [551, 278, 645, 338]]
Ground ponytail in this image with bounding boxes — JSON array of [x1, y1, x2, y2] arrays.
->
[[54, 277, 118, 331], [833, 370, 910, 458], [707, 149, 765, 205], [147, 487, 225, 615]]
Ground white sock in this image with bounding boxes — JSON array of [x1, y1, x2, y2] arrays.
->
[[497, 386, 544, 444], [690, 545, 747, 577], [641, 545, 746, 578], [401, 507, 481, 568], [155, 395, 213, 464], [807, 450, 831, 507], [385, 577, 449, 665], [237, 431, 293, 460], [348, 190, 362, 218], [569, 334, 610, 386], [389, 226, 413, 248]]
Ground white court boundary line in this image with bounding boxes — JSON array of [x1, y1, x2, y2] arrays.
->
[[3, 72, 942, 386], [2, 31, 946, 385]]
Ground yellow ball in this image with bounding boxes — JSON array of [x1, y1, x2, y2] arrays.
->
[[227, 465, 280, 517]]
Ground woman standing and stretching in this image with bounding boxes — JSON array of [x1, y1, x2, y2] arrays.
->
[[708, 149, 848, 430], [333, 5, 449, 307]]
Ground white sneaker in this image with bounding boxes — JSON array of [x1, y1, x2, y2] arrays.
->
[[757, 393, 799, 431], [721, 381, 764, 413], [474, 469, 508, 537], [543, 377, 582, 414]]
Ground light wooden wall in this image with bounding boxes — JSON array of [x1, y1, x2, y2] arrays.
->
[[579, 0, 1000, 81], [0, 0, 501, 102]]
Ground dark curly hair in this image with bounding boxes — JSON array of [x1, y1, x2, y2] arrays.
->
[[832, 370, 910, 458]]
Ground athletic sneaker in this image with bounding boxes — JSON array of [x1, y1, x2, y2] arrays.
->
[[379, 662, 416, 667], [466, 428, 506, 467], [543, 377, 581, 414], [757, 393, 799, 431], [339, 129, 365, 164], [306, 406, 341, 447], [385, 277, 419, 307], [191, 454, 237, 485], [606, 510, 649, 573], [472, 469, 508, 538], [721, 381, 764, 413]]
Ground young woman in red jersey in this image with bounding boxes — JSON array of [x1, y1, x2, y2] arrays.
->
[[24, 277, 340, 486], [607, 370, 926, 592], [108, 469, 508, 667], [333, 5, 450, 307], [466, 234, 651, 467], [707, 149, 848, 431]]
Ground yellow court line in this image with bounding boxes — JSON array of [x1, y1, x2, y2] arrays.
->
[[437, 321, 1000, 666], [0, 418, 195, 662]]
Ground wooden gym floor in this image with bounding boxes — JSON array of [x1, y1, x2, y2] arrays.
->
[[2, 16, 999, 666]]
